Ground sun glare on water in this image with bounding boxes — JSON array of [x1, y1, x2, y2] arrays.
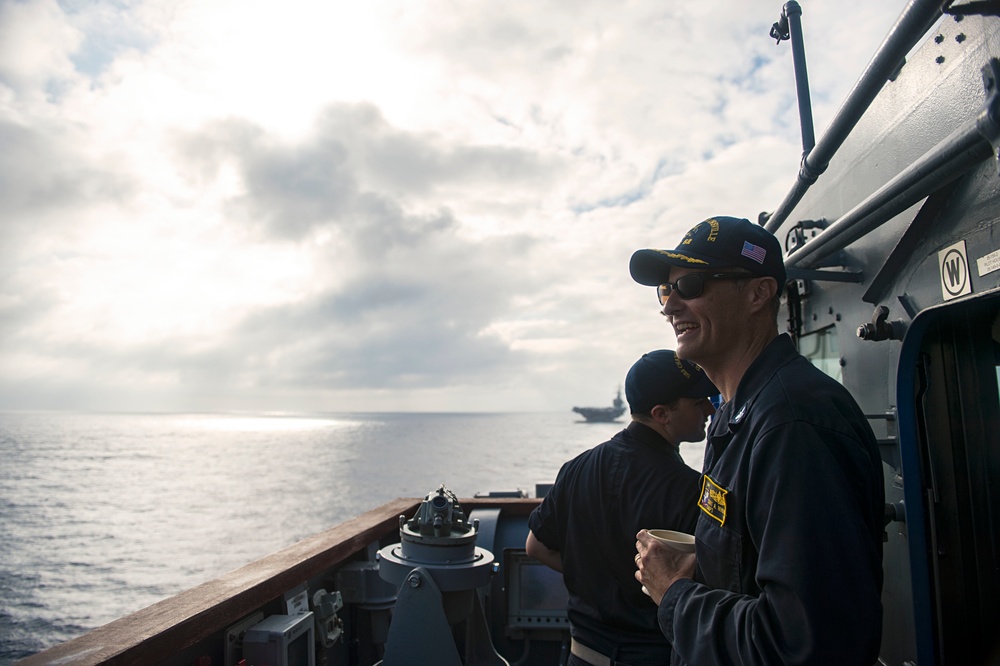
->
[[178, 415, 356, 432]]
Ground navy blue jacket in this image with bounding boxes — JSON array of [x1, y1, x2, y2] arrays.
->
[[658, 334, 884, 665], [530, 422, 701, 665]]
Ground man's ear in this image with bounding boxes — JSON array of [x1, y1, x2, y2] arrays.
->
[[749, 277, 778, 312], [649, 403, 671, 424]]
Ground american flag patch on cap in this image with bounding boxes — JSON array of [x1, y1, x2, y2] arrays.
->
[[741, 241, 766, 264]]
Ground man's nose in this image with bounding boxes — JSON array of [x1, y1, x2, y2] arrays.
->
[[662, 288, 682, 316]]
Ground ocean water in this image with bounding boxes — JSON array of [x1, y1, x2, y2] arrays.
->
[[0, 411, 705, 663]]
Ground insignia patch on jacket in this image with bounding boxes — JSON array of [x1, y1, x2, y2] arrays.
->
[[699, 475, 728, 525]]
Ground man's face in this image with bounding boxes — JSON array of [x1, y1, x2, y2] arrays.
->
[[660, 266, 751, 369], [669, 396, 717, 443]]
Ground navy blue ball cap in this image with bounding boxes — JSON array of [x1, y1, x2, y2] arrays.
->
[[625, 350, 718, 414], [629, 216, 786, 296]]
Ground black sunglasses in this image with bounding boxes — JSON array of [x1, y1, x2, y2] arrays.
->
[[657, 272, 754, 304]]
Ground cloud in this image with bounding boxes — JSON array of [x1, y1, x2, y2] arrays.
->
[[173, 103, 559, 241], [0, 0, 912, 412], [0, 118, 133, 226], [0, 0, 82, 92], [1, 98, 553, 411]]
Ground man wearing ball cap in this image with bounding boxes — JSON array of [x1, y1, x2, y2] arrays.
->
[[630, 216, 884, 666], [526, 350, 717, 665]]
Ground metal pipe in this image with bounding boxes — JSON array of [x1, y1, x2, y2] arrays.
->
[[785, 116, 993, 269], [784, 2, 815, 154], [764, 0, 950, 233]]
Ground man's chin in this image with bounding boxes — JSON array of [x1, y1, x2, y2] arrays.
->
[[674, 340, 700, 362]]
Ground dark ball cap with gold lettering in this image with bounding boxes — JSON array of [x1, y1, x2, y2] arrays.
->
[[629, 216, 787, 296], [625, 350, 718, 414]]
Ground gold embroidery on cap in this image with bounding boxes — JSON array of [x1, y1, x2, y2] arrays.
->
[[705, 218, 720, 242], [653, 250, 709, 264], [680, 219, 719, 245], [674, 354, 691, 379]]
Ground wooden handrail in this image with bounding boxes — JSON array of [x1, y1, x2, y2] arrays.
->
[[19, 497, 541, 666]]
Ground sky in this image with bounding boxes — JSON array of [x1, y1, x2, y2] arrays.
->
[[0, 0, 914, 413]]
